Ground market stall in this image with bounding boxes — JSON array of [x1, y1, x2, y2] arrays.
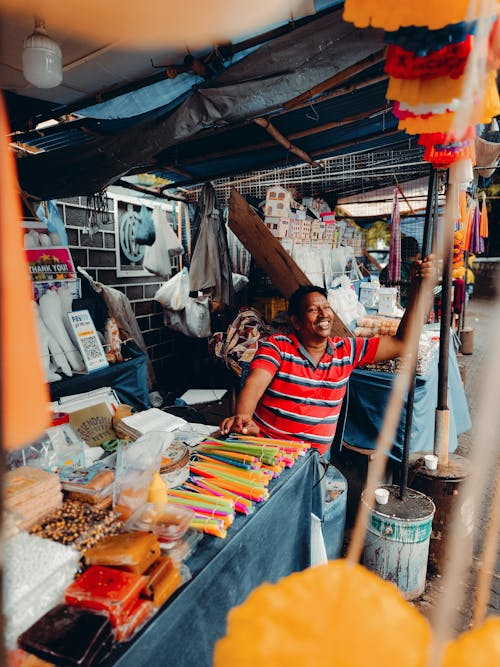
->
[[101, 451, 322, 667]]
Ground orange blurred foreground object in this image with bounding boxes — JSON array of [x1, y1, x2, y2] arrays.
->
[[0, 93, 49, 450], [443, 617, 500, 667], [0, 0, 308, 49], [214, 559, 431, 667]]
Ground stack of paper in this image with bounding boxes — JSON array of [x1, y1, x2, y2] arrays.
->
[[116, 408, 187, 440]]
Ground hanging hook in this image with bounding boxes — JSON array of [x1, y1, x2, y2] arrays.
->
[[306, 100, 319, 122]]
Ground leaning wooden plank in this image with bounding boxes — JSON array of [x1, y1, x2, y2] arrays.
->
[[228, 187, 352, 337]]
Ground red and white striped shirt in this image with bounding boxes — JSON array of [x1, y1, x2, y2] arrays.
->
[[250, 332, 379, 454]]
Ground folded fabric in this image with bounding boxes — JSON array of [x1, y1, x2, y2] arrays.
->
[[343, 0, 484, 31], [385, 36, 472, 80], [384, 21, 477, 56]]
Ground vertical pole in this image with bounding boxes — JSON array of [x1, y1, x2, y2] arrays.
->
[[434, 174, 455, 466], [400, 168, 437, 500]]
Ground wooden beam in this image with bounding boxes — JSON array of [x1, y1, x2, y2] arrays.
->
[[310, 128, 403, 158], [174, 108, 386, 169], [228, 188, 352, 336], [283, 50, 387, 110], [271, 73, 388, 118], [253, 117, 324, 169], [115, 179, 187, 202]]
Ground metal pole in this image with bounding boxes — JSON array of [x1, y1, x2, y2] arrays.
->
[[399, 168, 437, 500], [434, 179, 454, 465]]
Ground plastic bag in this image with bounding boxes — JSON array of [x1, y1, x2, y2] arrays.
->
[[327, 276, 367, 329], [113, 432, 166, 521], [163, 296, 211, 338], [36, 200, 68, 246], [154, 268, 190, 311], [143, 208, 183, 279], [135, 206, 156, 246]]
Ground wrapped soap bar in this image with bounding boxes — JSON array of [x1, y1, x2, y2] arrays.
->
[[65, 565, 146, 626], [18, 604, 113, 667], [84, 531, 160, 574], [114, 598, 153, 642], [142, 556, 182, 608]]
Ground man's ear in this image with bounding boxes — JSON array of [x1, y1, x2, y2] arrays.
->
[[289, 314, 301, 331]]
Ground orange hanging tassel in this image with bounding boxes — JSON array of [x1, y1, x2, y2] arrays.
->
[[480, 192, 489, 238]]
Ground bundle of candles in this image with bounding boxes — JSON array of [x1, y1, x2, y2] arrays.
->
[[167, 436, 310, 539]]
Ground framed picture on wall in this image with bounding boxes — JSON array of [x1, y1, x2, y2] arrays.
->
[[108, 191, 174, 278]]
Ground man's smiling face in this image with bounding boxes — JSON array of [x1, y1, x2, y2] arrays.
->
[[291, 291, 334, 343]]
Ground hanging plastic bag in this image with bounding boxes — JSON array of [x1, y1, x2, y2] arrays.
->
[[327, 276, 367, 330], [36, 200, 68, 246], [154, 268, 190, 311], [163, 296, 211, 338], [135, 206, 156, 246]]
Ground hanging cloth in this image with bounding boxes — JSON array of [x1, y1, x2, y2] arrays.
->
[[480, 191, 489, 238], [468, 202, 485, 254], [189, 182, 234, 306], [388, 188, 401, 284]]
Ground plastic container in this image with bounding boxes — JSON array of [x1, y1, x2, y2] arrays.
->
[[60, 464, 115, 505], [65, 565, 147, 626], [83, 531, 161, 574], [125, 503, 194, 547], [18, 604, 113, 667], [166, 528, 203, 562], [114, 598, 153, 642], [160, 441, 190, 489], [142, 556, 182, 607]]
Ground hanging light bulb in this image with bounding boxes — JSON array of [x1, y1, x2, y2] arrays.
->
[[22, 17, 62, 89]]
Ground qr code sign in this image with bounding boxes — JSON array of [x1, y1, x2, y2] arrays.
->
[[81, 335, 103, 362]]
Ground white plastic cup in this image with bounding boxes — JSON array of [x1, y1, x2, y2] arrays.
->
[[424, 454, 439, 471], [374, 488, 390, 505]]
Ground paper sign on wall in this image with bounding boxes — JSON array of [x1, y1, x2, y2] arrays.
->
[[68, 310, 109, 372]]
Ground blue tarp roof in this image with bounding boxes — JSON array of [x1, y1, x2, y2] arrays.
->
[[9, 2, 426, 200]]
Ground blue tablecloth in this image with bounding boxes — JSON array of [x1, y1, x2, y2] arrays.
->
[[49, 342, 150, 411], [102, 451, 323, 667], [344, 348, 471, 461]]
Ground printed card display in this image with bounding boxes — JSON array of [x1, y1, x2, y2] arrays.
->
[[68, 310, 109, 372], [26, 246, 76, 281]]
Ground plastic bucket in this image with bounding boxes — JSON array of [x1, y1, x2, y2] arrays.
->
[[362, 485, 435, 600], [460, 327, 474, 355]]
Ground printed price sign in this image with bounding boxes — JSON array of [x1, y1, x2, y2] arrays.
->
[[68, 310, 109, 372]]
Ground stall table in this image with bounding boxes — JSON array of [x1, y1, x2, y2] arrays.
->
[[49, 342, 150, 411], [344, 347, 471, 460], [102, 451, 323, 667]]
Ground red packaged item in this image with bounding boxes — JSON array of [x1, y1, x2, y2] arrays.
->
[[83, 531, 160, 574], [114, 599, 153, 642], [65, 565, 146, 626]]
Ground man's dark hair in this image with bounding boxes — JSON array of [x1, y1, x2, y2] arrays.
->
[[288, 285, 328, 317], [401, 236, 420, 261]]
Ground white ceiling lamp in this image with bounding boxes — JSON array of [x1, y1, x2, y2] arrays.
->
[[22, 17, 62, 88]]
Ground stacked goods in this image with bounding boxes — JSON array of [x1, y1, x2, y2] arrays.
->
[[65, 565, 151, 643], [66, 532, 183, 642], [361, 333, 439, 376], [4, 533, 80, 648], [18, 604, 113, 667], [4, 467, 63, 531], [354, 316, 400, 337], [60, 465, 114, 508], [176, 436, 311, 538], [83, 531, 161, 574], [30, 499, 122, 551]]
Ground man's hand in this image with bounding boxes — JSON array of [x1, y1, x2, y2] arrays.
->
[[220, 414, 259, 436], [410, 254, 438, 284]]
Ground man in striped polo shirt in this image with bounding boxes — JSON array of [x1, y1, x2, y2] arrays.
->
[[220, 254, 435, 457]]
